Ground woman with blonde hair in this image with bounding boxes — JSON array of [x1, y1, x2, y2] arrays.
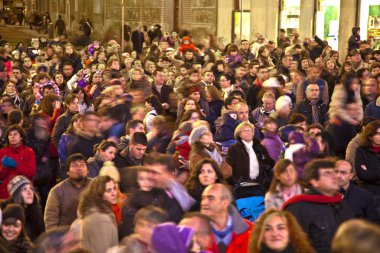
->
[[249, 209, 316, 253]]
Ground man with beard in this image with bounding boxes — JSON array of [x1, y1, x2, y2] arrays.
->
[[44, 153, 92, 230]]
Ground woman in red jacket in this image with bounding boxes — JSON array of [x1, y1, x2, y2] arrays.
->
[[0, 125, 36, 198]]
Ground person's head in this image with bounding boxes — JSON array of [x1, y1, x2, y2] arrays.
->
[[8, 109, 23, 126], [269, 159, 298, 192], [349, 49, 361, 63], [201, 184, 232, 221], [234, 102, 249, 122], [227, 44, 239, 56], [303, 158, 339, 196], [194, 158, 224, 187], [249, 209, 315, 253], [361, 78, 378, 96], [234, 122, 255, 142], [107, 58, 120, 71], [96, 140, 117, 162], [7, 175, 36, 206], [129, 132, 148, 160], [332, 219, 380, 253], [219, 73, 233, 89], [184, 49, 194, 60], [262, 92, 275, 112], [289, 113, 307, 131], [282, 55, 293, 69], [126, 119, 145, 137], [182, 97, 198, 111], [305, 82, 320, 101], [0, 96, 15, 114], [202, 70, 214, 84], [179, 212, 213, 251], [66, 153, 89, 181], [5, 125, 26, 147], [134, 206, 168, 246], [146, 95, 163, 115], [189, 125, 213, 146], [136, 167, 154, 192], [64, 93, 79, 114], [62, 61, 74, 77], [80, 111, 100, 136], [257, 66, 269, 82], [78, 175, 118, 217], [263, 116, 278, 133], [184, 85, 200, 102], [275, 96, 292, 117], [150, 154, 176, 189], [153, 67, 165, 86], [370, 62, 380, 77], [361, 120, 380, 147], [129, 68, 143, 81], [334, 160, 354, 190], [34, 226, 80, 253], [1, 204, 25, 242]]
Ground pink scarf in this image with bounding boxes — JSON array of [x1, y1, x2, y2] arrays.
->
[[282, 184, 297, 202]]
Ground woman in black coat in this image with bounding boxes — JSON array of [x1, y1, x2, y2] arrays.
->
[[227, 122, 274, 189], [355, 120, 380, 197]]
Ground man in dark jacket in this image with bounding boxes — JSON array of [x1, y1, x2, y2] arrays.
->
[[294, 82, 328, 125], [283, 158, 354, 253], [131, 26, 144, 56], [151, 67, 172, 109], [335, 160, 380, 224]]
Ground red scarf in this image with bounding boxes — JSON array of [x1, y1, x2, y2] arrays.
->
[[281, 193, 343, 210]]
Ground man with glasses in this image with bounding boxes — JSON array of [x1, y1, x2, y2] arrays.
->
[[283, 158, 353, 253], [44, 153, 92, 230], [335, 160, 379, 223]]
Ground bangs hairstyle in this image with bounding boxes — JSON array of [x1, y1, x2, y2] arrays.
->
[[5, 125, 27, 146], [234, 122, 255, 140]]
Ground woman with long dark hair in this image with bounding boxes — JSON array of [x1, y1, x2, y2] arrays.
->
[[77, 175, 119, 253]]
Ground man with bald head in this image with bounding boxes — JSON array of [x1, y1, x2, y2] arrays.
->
[[200, 184, 252, 253], [335, 160, 380, 223]]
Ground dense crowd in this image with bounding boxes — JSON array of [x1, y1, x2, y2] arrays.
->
[[0, 24, 379, 253]]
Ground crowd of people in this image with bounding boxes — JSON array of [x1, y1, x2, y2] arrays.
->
[[0, 23, 379, 253]]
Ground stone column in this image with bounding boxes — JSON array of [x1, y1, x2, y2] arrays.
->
[[338, 0, 357, 60], [299, 0, 314, 39], [250, 0, 279, 42], [217, 0, 235, 43]]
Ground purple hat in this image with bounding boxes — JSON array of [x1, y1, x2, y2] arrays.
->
[[289, 131, 304, 144], [151, 222, 194, 253]]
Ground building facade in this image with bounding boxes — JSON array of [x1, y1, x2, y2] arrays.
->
[[40, 0, 379, 56]]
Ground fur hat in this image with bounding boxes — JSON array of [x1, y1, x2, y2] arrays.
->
[[99, 161, 120, 183], [2, 204, 25, 225], [189, 125, 209, 145], [152, 222, 194, 253], [7, 175, 32, 198]]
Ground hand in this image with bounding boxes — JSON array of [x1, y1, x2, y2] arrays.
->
[[2, 156, 16, 168], [162, 103, 169, 109], [77, 69, 84, 78], [54, 100, 61, 109]]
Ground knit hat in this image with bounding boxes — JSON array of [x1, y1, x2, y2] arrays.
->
[[2, 204, 25, 225], [189, 125, 209, 145], [99, 161, 120, 183], [7, 175, 32, 198], [151, 222, 194, 253], [187, 85, 200, 95]]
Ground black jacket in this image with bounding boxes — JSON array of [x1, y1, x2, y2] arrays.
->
[[343, 183, 380, 224], [355, 146, 380, 196], [284, 189, 354, 253], [293, 98, 328, 125], [152, 84, 173, 104], [226, 139, 274, 187], [51, 111, 75, 146]]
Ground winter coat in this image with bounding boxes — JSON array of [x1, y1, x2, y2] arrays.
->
[[293, 98, 329, 125], [152, 84, 173, 104], [214, 110, 239, 142], [0, 144, 36, 198], [226, 140, 275, 187], [364, 99, 380, 119], [51, 111, 75, 146], [57, 133, 75, 163], [328, 84, 363, 124], [208, 206, 253, 253], [355, 146, 380, 196], [283, 189, 354, 253], [343, 183, 380, 224], [79, 208, 118, 253], [265, 184, 305, 210], [87, 153, 103, 178], [44, 178, 92, 230]]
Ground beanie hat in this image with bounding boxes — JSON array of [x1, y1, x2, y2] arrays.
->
[[99, 161, 120, 183], [7, 175, 32, 198], [187, 85, 200, 95], [182, 36, 191, 42], [2, 204, 25, 225], [152, 222, 194, 253], [189, 125, 209, 145]]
